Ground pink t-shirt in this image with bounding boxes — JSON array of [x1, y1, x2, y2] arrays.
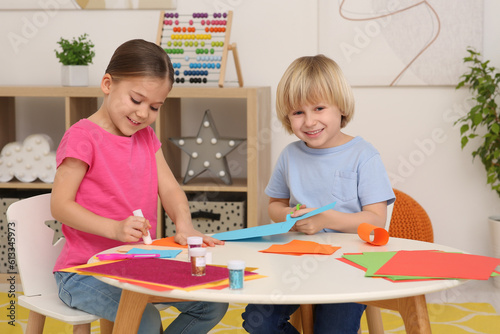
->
[[53, 119, 161, 271]]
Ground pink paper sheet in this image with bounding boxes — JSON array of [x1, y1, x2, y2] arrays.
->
[[80, 258, 255, 288]]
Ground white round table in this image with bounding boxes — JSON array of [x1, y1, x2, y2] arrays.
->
[[93, 232, 466, 333]]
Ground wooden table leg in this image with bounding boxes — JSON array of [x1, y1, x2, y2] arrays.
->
[[112, 290, 150, 334], [299, 304, 314, 334], [397, 295, 431, 334], [365, 305, 384, 334], [362, 294, 431, 334]]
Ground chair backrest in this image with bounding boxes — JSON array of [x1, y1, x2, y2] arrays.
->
[[7, 193, 63, 297], [388, 189, 434, 242]]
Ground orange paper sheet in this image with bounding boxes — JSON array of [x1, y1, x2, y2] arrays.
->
[[259, 239, 340, 255], [151, 236, 188, 248], [357, 223, 389, 246]]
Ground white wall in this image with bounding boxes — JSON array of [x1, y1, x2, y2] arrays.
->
[[1, 0, 499, 256]]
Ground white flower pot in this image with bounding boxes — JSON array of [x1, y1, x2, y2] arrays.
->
[[61, 65, 89, 86], [488, 216, 500, 288]]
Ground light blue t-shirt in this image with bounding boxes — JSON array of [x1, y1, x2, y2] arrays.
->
[[265, 137, 395, 232]]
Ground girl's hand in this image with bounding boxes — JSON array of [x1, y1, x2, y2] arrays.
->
[[175, 227, 225, 247], [114, 216, 151, 243]]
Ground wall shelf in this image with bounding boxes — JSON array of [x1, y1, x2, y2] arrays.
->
[[0, 86, 271, 230]]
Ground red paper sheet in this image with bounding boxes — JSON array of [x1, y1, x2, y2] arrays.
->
[[79, 258, 256, 288], [375, 250, 500, 280]]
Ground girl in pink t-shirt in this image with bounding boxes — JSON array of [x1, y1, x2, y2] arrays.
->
[[52, 39, 227, 333]]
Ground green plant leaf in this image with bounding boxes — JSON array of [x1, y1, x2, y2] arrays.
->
[[472, 113, 483, 125], [491, 123, 500, 134], [54, 33, 95, 65], [456, 47, 500, 197], [461, 136, 469, 148]]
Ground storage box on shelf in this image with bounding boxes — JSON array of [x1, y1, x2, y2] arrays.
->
[[165, 192, 246, 236], [0, 86, 271, 234]]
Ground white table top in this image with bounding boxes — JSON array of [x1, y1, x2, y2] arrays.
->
[[94, 232, 465, 305]]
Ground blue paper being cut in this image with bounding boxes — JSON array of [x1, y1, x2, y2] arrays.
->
[[212, 202, 336, 241]]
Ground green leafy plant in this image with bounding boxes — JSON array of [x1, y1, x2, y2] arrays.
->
[[456, 48, 500, 197], [54, 33, 95, 66]]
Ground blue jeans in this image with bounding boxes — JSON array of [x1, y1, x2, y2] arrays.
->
[[242, 303, 366, 334], [55, 272, 228, 334]]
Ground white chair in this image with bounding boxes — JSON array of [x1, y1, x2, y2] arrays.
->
[[7, 193, 113, 334]]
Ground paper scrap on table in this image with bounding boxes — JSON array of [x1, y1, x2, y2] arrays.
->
[[126, 247, 182, 259], [259, 239, 340, 255], [357, 223, 389, 246], [212, 202, 337, 241]]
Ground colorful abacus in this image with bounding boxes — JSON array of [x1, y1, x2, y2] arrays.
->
[[156, 11, 243, 87]]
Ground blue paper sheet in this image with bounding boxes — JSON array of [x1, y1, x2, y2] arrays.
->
[[126, 248, 182, 258], [212, 202, 337, 241]]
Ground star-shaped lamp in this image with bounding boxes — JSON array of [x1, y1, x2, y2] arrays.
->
[[169, 109, 245, 185]]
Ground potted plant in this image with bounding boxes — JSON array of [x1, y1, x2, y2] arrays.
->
[[54, 33, 95, 86], [456, 48, 500, 287]]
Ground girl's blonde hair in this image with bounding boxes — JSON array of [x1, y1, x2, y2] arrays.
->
[[276, 54, 355, 134]]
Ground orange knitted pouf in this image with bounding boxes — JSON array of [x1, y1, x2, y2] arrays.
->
[[388, 189, 434, 243]]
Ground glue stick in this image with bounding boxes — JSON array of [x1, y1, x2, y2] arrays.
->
[[133, 209, 152, 245]]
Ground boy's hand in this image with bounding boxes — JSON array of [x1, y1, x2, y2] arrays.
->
[[115, 216, 151, 242], [289, 203, 305, 216], [291, 206, 325, 234], [293, 217, 324, 234]]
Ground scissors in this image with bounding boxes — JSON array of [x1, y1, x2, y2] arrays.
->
[[96, 253, 160, 261]]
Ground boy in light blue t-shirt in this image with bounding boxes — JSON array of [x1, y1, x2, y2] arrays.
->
[[242, 54, 395, 333]]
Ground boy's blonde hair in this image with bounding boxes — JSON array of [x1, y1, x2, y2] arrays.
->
[[276, 54, 355, 134]]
